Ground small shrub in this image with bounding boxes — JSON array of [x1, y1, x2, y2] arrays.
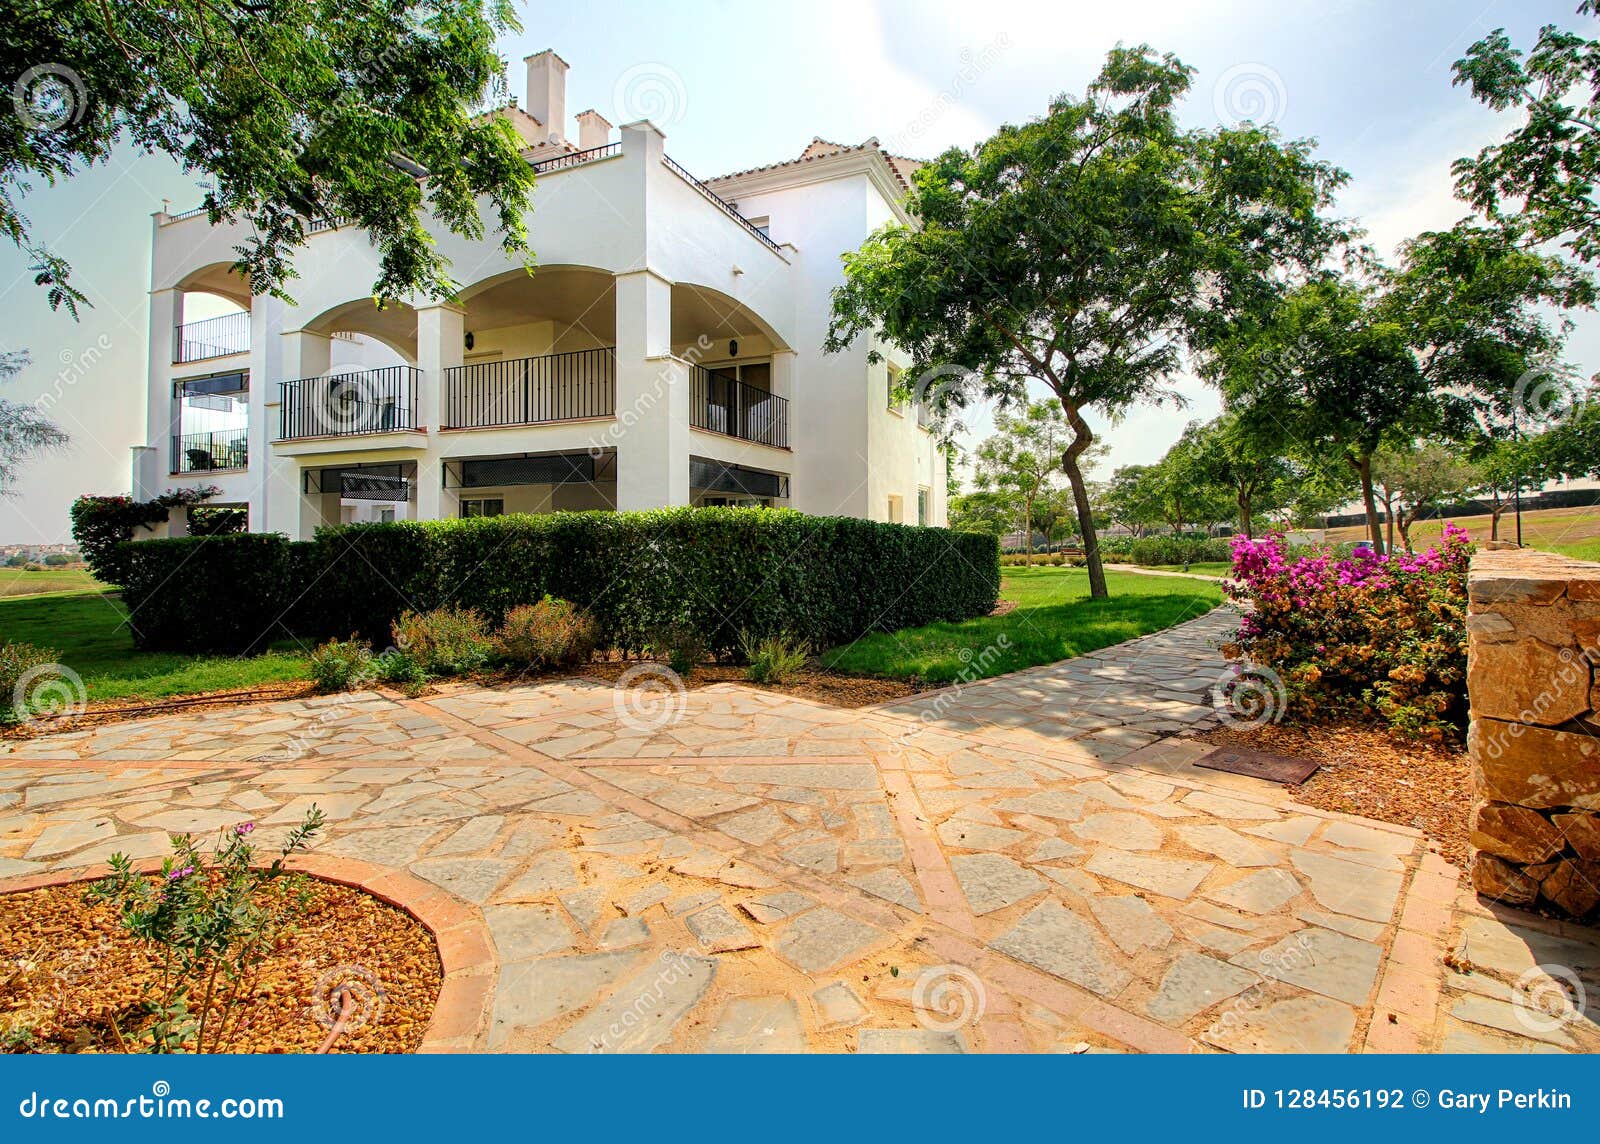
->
[[308, 637, 373, 694], [1125, 536, 1233, 567], [0, 641, 64, 724], [392, 605, 493, 676], [87, 809, 325, 1053], [741, 631, 809, 684], [372, 646, 426, 688], [495, 597, 599, 670], [648, 620, 707, 677]]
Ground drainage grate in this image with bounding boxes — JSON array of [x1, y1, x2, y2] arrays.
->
[[1194, 746, 1320, 785]]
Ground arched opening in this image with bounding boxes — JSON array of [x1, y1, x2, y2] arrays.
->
[[173, 263, 251, 365]]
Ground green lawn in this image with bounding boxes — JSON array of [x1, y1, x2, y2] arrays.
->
[[0, 567, 105, 598], [0, 590, 310, 705], [1543, 535, 1600, 562], [822, 565, 1225, 683]]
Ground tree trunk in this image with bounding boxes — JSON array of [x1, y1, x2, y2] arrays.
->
[[1355, 452, 1383, 553], [1382, 490, 1396, 556], [1237, 481, 1253, 539], [1060, 404, 1107, 599], [1022, 495, 1034, 567], [1489, 492, 1503, 541]]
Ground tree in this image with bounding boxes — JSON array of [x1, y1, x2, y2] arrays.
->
[[1102, 465, 1165, 537], [6, 1, 537, 313], [1174, 415, 1298, 539], [972, 399, 1071, 565], [1453, 4, 1600, 266], [947, 489, 1016, 539], [1371, 441, 1478, 553], [0, 351, 68, 494], [825, 46, 1347, 597]]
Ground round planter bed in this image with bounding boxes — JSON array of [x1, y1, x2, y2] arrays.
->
[[0, 862, 448, 1054]]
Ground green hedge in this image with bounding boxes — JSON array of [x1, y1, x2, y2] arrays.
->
[[119, 509, 1001, 656], [122, 533, 305, 653], [1121, 536, 1235, 566]]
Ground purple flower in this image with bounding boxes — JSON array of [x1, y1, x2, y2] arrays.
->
[[234, 822, 255, 836], [167, 864, 195, 881]]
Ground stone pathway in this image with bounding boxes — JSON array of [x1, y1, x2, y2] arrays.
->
[[2, 610, 1596, 1054]]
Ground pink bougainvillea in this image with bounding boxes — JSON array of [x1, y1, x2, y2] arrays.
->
[[1224, 525, 1472, 740]]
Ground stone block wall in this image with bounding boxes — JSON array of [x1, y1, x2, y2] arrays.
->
[[1466, 548, 1600, 922]]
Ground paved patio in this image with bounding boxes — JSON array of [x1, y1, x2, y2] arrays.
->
[[2, 610, 1596, 1053]]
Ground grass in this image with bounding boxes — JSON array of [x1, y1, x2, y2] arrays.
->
[[0, 567, 104, 598], [0, 590, 310, 705], [1325, 505, 1600, 559], [822, 565, 1224, 683]]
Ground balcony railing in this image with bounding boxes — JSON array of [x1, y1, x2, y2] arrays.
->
[[691, 367, 790, 448], [173, 312, 249, 363], [444, 348, 615, 429], [277, 367, 420, 440], [662, 155, 784, 254], [530, 143, 621, 174], [171, 428, 248, 473]]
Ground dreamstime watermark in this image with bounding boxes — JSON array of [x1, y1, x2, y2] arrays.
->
[[884, 35, 1012, 154], [587, 335, 713, 457], [888, 632, 1012, 760], [912, 964, 987, 1032], [587, 949, 701, 1052], [255, 646, 412, 763], [1212, 63, 1287, 128], [1204, 929, 1315, 1045], [12, 63, 87, 130], [34, 333, 112, 415], [1473, 641, 1598, 762], [8, 662, 87, 729], [1512, 964, 1589, 1036], [1510, 362, 1590, 430], [612, 63, 689, 130], [1210, 662, 1286, 729], [309, 963, 387, 1035], [612, 662, 687, 732]]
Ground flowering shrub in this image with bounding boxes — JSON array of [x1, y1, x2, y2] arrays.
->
[[87, 809, 325, 1053], [69, 487, 220, 586], [1223, 525, 1472, 740]]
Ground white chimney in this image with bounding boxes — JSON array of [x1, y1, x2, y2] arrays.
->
[[575, 109, 612, 151], [524, 49, 568, 144]]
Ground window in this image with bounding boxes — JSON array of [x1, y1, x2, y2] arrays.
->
[[747, 215, 771, 238], [460, 498, 504, 518], [378, 508, 396, 523], [917, 487, 929, 526], [887, 494, 904, 524], [886, 364, 903, 413]]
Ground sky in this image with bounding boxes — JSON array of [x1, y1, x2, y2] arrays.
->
[[0, 0, 1592, 543]]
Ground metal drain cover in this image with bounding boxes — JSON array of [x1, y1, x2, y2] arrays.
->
[[1194, 746, 1320, 785]]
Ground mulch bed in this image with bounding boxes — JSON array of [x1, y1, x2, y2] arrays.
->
[[1192, 720, 1472, 869], [0, 876, 441, 1054]]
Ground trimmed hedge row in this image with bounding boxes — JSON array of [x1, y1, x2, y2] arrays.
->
[[120, 509, 1001, 656]]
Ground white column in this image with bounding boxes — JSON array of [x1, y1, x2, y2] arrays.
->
[[614, 270, 688, 509], [281, 328, 331, 382], [769, 349, 796, 400], [147, 287, 180, 478], [248, 294, 283, 532], [414, 302, 464, 522]]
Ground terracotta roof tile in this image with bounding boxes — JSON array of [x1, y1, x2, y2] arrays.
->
[[709, 137, 925, 194]]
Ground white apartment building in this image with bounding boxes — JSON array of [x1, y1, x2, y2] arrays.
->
[[134, 50, 948, 539]]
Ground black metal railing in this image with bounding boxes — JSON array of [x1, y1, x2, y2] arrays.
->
[[530, 143, 622, 174], [690, 367, 790, 448], [662, 155, 784, 254], [173, 312, 249, 363], [444, 348, 615, 429], [166, 204, 209, 222], [171, 428, 248, 473], [306, 214, 351, 234], [277, 367, 420, 440]]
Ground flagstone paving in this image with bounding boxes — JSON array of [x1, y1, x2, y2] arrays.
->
[[2, 610, 1596, 1054]]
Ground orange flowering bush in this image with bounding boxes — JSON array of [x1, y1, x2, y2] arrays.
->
[[1224, 526, 1472, 740]]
